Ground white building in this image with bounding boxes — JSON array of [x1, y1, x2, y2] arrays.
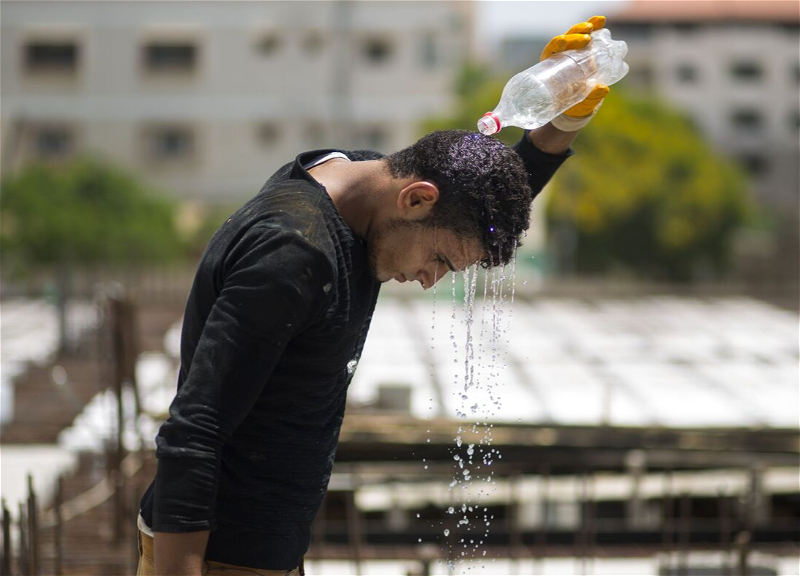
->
[[609, 0, 800, 212], [0, 1, 473, 202]]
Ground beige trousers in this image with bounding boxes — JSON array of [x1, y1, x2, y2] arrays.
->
[[136, 530, 303, 576]]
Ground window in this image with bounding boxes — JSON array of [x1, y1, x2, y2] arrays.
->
[[448, 13, 465, 33], [304, 122, 326, 148], [730, 109, 764, 132], [256, 32, 282, 56], [420, 32, 438, 69], [256, 122, 281, 148], [357, 127, 387, 151], [790, 110, 800, 132], [144, 42, 197, 72], [144, 125, 195, 162], [24, 41, 79, 73], [301, 31, 324, 55], [738, 154, 770, 178], [673, 22, 698, 34], [730, 61, 763, 82], [616, 24, 652, 41], [675, 63, 697, 84], [501, 38, 547, 73], [628, 64, 654, 90], [33, 126, 75, 160], [362, 37, 393, 65]]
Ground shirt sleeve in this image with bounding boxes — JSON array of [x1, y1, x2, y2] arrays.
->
[[151, 225, 333, 532], [511, 130, 574, 201]]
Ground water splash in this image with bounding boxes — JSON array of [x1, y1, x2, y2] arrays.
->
[[462, 264, 479, 393], [430, 253, 520, 568]]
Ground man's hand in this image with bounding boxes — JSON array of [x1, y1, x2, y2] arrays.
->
[[541, 15, 610, 121], [527, 15, 610, 153], [153, 531, 209, 576]]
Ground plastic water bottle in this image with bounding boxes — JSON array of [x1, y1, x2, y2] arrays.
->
[[477, 28, 629, 135]]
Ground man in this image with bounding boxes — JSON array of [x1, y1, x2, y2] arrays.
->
[[137, 17, 610, 576]]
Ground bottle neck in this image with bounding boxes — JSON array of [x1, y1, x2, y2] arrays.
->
[[477, 112, 501, 136]]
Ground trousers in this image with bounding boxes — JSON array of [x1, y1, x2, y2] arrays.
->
[[137, 530, 304, 576]]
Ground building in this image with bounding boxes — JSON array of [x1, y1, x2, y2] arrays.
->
[[0, 1, 473, 202], [609, 0, 800, 213]]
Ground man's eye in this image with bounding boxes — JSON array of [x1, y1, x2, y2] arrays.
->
[[435, 255, 455, 272]]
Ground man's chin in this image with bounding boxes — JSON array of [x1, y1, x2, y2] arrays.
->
[[370, 266, 389, 283]]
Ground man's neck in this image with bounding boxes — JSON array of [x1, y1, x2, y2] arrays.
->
[[309, 158, 400, 240]]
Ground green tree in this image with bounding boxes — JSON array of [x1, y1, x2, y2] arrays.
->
[[183, 203, 240, 260], [423, 64, 754, 281], [546, 91, 753, 281], [1, 157, 182, 272]]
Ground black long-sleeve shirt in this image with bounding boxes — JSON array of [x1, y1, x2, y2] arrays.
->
[[140, 137, 570, 570]]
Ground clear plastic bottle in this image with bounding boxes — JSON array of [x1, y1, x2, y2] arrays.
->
[[477, 28, 629, 135]]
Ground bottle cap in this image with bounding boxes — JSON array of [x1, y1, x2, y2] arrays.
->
[[477, 113, 501, 136]]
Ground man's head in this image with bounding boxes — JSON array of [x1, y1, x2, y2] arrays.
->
[[368, 130, 533, 288]]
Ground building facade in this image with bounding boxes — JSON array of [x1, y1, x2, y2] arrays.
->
[[0, 1, 473, 202], [610, 0, 800, 213]]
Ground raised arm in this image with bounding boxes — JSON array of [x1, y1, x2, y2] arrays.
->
[[513, 16, 611, 194]]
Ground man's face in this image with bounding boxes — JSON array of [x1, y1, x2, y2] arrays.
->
[[367, 220, 484, 290]]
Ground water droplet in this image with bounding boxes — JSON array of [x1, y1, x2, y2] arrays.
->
[[444, 529, 450, 537]]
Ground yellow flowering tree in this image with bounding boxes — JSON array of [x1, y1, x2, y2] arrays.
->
[[547, 90, 753, 280]]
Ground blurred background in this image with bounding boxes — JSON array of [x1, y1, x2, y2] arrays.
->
[[0, 1, 798, 575]]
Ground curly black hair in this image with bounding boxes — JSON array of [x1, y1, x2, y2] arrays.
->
[[385, 130, 532, 268]]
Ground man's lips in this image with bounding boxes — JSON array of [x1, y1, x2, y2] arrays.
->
[[394, 274, 409, 283]]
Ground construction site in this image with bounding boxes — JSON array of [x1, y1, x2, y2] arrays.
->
[[1, 271, 798, 576]]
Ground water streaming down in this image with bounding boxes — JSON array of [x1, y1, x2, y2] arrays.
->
[[429, 266, 439, 418], [509, 240, 518, 306], [427, 254, 519, 570], [462, 265, 479, 396]]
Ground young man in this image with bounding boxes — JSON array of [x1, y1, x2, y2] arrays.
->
[[137, 17, 610, 576]]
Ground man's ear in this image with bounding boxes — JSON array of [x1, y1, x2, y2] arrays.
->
[[397, 181, 439, 217]]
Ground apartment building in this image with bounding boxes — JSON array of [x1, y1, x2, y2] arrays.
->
[[0, 1, 473, 202], [610, 0, 800, 213]]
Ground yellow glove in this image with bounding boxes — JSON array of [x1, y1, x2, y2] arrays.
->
[[541, 16, 610, 130]]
